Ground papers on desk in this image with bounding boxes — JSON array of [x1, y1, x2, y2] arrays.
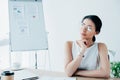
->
[[14, 69, 39, 80], [40, 76, 76, 80]]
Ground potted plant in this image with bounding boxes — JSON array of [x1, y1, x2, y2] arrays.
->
[[110, 62, 120, 78]]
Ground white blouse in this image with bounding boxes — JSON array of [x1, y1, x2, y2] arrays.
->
[[72, 41, 99, 70]]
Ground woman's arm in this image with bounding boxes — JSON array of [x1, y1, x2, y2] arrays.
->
[[64, 41, 85, 77], [74, 43, 110, 78]]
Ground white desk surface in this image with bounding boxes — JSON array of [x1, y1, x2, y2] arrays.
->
[[13, 69, 120, 80]]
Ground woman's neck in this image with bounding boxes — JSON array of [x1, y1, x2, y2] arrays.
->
[[83, 38, 94, 47]]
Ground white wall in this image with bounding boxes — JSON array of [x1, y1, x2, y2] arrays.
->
[[43, 0, 120, 72], [0, 0, 120, 72]]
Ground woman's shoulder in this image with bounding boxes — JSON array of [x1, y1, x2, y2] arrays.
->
[[65, 41, 73, 52], [65, 41, 73, 47], [97, 42, 107, 48], [97, 42, 108, 53], [66, 41, 73, 44], [65, 40, 78, 46]]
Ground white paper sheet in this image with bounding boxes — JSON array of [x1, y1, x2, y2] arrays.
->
[[14, 69, 39, 80]]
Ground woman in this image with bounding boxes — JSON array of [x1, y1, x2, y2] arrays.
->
[[64, 15, 110, 78]]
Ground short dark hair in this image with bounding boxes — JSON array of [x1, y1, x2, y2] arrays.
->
[[82, 15, 102, 42]]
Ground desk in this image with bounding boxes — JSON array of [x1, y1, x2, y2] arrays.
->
[[15, 69, 120, 80]]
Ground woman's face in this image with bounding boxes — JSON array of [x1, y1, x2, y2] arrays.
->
[[80, 18, 96, 40]]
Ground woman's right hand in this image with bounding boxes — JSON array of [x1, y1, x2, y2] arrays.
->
[[77, 40, 87, 54]]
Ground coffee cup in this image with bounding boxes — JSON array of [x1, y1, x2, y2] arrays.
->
[[1, 71, 14, 80]]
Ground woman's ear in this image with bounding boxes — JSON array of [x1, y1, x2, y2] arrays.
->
[[95, 31, 99, 35]]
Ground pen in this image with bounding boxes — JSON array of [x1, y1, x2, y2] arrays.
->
[[22, 76, 39, 80]]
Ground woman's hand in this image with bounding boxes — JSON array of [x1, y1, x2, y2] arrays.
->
[[77, 40, 87, 54]]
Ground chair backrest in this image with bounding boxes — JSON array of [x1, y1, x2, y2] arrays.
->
[[108, 49, 117, 78], [108, 49, 116, 62]]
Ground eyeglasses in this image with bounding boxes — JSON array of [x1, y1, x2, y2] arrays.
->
[[81, 23, 94, 32]]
